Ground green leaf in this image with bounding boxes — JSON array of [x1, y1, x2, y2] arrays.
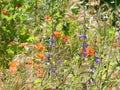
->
[[73, 55, 80, 64], [27, 35, 34, 42], [34, 78, 41, 84], [62, 21, 70, 35], [2, 26, 10, 33], [20, 26, 26, 35], [2, 13, 18, 21], [70, 5, 79, 14], [108, 28, 114, 34], [64, 60, 67, 63], [6, 48, 14, 54]]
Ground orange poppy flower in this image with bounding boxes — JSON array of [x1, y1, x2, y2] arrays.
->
[[39, 68, 44, 75], [45, 14, 50, 20], [34, 70, 40, 76], [19, 42, 28, 47], [62, 36, 68, 41], [54, 31, 61, 37], [34, 63, 41, 68], [7, 67, 17, 74], [108, 85, 112, 90], [1, 10, 8, 15], [86, 46, 94, 55], [80, 47, 83, 51], [34, 43, 44, 50], [27, 60, 34, 65], [113, 42, 119, 47], [8, 60, 19, 67], [35, 53, 44, 59], [34, 69, 44, 76]]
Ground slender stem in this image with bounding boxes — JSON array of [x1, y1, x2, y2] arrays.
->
[[35, 0, 38, 25], [0, 1, 1, 18], [83, 0, 87, 60], [13, 0, 16, 15]]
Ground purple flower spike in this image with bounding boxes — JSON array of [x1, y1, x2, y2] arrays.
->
[[57, 59, 62, 64], [90, 66, 93, 70], [50, 68, 55, 73], [48, 43, 55, 48], [91, 78, 94, 82], [83, 53, 87, 58], [91, 71, 94, 75], [49, 37, 54, 43], [81, 43, 88, 47], [83, 48, 86, 52], [88, 80, 91, 85], [79, 33, 87, 39], [46, 53, 50, 58], [95, 57, 100, 64]]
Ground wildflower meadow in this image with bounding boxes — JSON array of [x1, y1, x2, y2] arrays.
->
[[0, 0, 120, 90]]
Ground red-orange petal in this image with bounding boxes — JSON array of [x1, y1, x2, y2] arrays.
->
[[35, 53, 44, 59], [34, 43, 44, 50]]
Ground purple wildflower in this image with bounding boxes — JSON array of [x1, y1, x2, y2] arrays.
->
[[95, 57, 100, 64], [83, 48, 86, 52], [46, 53, 50, 58], [83, 84, 87, 90], [83, 53, 87, 58], [49, 37, 54, 43], [79, 33, 87, 39], [88, 78, 94, 85], [50, 68, 55, 73], [57, 59, 62, 64], [91, 78, 94, 82], [48, 43, 55, 48], [91, 71, 94, 75], [81, 43, 88, 47], [88, 80, 91, 85], [90, 66, 93, 70]]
